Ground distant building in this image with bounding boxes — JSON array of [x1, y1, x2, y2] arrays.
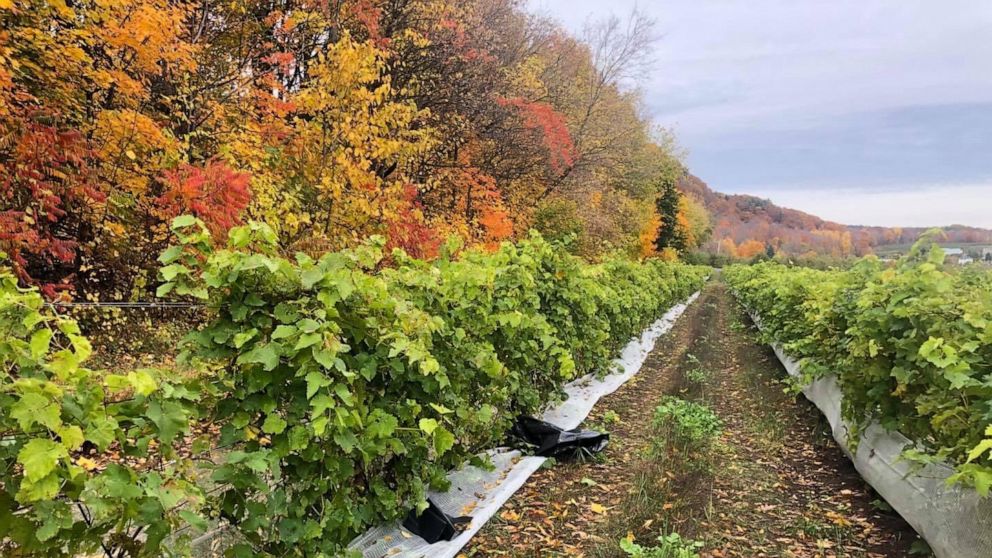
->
[[940, 247, 966, 265], [959, 255, 974, 265]]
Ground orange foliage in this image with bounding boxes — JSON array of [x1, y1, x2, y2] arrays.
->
[[479, 207, 514, 249], [681, 174, 992, 258], [736, 239, 766, 259], [639, 212, 662, 258]]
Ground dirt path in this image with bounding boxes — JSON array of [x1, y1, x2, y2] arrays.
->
[[464, 280, 921, 558]]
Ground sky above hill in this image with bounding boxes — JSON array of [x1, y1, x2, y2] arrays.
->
[[528, 0, 992, 228]]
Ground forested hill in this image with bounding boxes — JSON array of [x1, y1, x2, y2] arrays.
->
[[678, 174, 992, 258]]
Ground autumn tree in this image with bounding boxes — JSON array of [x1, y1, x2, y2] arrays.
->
[[1, 0, 689, 298]]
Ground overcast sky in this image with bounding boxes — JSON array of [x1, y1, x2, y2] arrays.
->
[[527, 0, 992, 228]]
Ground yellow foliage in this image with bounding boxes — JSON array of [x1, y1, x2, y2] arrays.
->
[[677, 194, 711, 250], [238, 33, 435, 246]]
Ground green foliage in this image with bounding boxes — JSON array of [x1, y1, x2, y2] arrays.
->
[[531, 198, 585, 250], [683, 354, 709, 385], [654, 177, 687, 253], [601, 410, 621, 425], [159, 217, 709, 555], [683, 367, 710, 386], [0, 256, 206, 557], [652, 397, 723, 449], [725, 235, 992, 495], [620, 532, 704, 558]]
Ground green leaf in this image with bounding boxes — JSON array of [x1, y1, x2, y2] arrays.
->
[[429, 404, 453, 415], [158, 245, 183, 264], [288, 426, 310, 451], [58, 425, 84, 451], [974, 470, 992, 497], [967, 439, 992, 463], [147, 400, 187, 444], [171, 215, 197, 228], [271, 325, 297, 339], [433, 427, 455, 456], [85, 416, 118, 450], [305, 371, 331, 400], [918, 336, 942, 359], [262, 414, 287, 435], [229, 226, 251, 248], [367, 412, 398, 439], [333, 383, 354, 406], [178, 510, 208, 532], [30, 329, 53, 359], [238, 343, 280, 371], [301, 267, 325, 289], [160, 264, 188, 281], [156, 282, 175, 298], [94, 464, 143, 500], [311, 394, 335, 417], [334, 430, 358, 453], [226, 450, 271, 473], [128, 370, 158, 396], [294, 333, 322, 351], [35, 501, 73, 542], [313, 348, 336, 369], [11, 392, 61, 432], [16, 473, 60, 503], [418, 418, 438, 435], [233, 329, 258, 349], [18, 438, 68, 483]]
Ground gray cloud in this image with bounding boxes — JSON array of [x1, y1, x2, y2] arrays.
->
[[528, 0, 992, 226]]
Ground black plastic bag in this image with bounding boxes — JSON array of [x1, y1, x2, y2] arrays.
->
[[402, 498, 472, 544], [510, 416, 609, 459]]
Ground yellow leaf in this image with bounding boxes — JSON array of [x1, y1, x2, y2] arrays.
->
[[589, 502, 606, 514], [76, 456, 100, 471], [499, 509, 520, 522]]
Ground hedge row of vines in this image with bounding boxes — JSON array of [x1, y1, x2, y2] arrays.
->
[[725, 238, 992, 495], [1, 217, 708, 557]]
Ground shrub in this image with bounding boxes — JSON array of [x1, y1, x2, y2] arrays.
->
[[725, 236, 992, 494], [158, 217, 708, 555], [0, 255, 205, 557], [652, 397, 722, 450], [620, 532, 704, 558]]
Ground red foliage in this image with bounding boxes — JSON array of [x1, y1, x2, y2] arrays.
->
[[347, 0, 385, 45], [0, 118, 100, 288], [497, 97, 576, 174], [385, 184, 442, 259], [156, 159, 251, 238]]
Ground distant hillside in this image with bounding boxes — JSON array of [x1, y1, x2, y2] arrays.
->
[[678, 174, 992, 258]]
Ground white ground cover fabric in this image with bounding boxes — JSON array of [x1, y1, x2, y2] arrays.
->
[[348, 291, 700, 558], [750, 312, 992, 558]]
